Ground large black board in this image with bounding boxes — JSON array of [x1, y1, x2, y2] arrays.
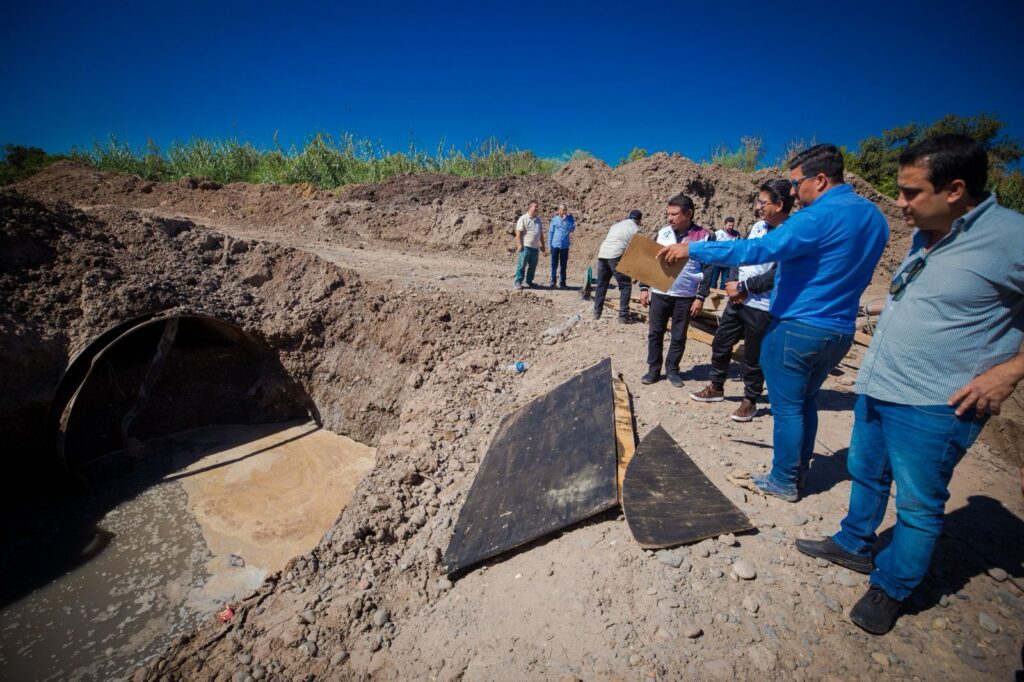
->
[[442, 358, 618, 574], [622, 425, 752, 548]]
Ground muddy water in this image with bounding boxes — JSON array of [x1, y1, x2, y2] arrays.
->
[[0, 422, 374, 681]]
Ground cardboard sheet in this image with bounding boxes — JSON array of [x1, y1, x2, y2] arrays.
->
[[614, 235, 685, 292]]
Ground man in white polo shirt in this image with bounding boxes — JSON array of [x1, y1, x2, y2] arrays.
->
[[638, 194, 713, 386], [513, 201, 546, 290]]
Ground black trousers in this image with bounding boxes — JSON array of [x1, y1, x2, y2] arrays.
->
[[709, 302, 772, 400], [647, 292, 694, 374], [594, 257, 632, 319]]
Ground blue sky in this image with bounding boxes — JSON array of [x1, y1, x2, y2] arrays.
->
[[2, 0, 1022, 165]]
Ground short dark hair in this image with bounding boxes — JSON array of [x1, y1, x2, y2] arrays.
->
[[724, 216, 735, 224], [898, 133, 988, 198], [789, 143, 844, 183], [667, 194, 695, 214], [759, 178, 796, 213]]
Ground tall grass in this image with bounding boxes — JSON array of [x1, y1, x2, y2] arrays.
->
[[65, 133, 563, 189]]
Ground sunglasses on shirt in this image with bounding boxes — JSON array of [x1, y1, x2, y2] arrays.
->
[[890, 256, 927, 297]]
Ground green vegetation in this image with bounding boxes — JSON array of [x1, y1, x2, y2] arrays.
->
[[0, 144, 70, 185], [618, 147, 648, 166], [0, 133, 564, 189], [845, 113, 1024, 212], [3, 115, 1021, 212]]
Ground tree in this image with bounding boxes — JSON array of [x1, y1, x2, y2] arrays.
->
[[0, 144, 55, 185], [847, 113, 1024, 211], [619, 147, 648, 166], [710, 135, 764, 172]]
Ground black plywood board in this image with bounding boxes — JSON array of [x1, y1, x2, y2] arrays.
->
[[622, 425, 752, 549], [442, 358, 618, 574]]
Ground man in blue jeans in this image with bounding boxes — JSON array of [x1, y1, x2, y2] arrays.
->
[[657, 144, 888, 501], [795, 134, 1024, 634], [548, 203, 575, 288]]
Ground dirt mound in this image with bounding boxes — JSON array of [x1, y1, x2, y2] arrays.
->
[[0, 188, 554, 505], [15, 163, 577, 260]]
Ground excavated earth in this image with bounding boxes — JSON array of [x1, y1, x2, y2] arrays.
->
[[2, 157, 1022, 681]]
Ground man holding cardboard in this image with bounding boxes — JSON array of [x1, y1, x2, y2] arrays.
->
[[638, 194, 714, 386]]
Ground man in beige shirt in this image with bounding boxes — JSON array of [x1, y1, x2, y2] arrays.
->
[[514, 201, 546, 289]]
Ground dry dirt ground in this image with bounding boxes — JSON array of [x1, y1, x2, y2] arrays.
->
[[3, 158, 1023, 681]]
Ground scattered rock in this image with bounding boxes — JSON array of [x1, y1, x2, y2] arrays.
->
[[871, 652, 890, 668], [654, 627, 675, 642], [683, 624, 703, 639], [987, 567, 1008, 582], [330, 651, 349, 666], [748, 644, 777, 672], [733, 559, 756, 580], [978, 612, 1000, 633], [373, 609, 391, 627], [742, 596, 760, 614], [718, 533, 737, 547], [228, 553, 245, 568], [792, 514, 809, 526], [656, 550, 685, 568], [437, 577, 453, 591], [835, 572, 859, 588]]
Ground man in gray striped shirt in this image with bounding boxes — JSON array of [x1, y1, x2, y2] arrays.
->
[[796, 134, 1024, 635]]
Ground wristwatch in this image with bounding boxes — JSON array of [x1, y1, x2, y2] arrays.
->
[[736, 281, 748, 296]]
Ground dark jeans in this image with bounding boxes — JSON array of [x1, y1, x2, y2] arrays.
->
[[759, 318, 852, 491], [647, 292, 694, 375], [594, 257, 631, 319], [832, 396, 987, 600], [710, 266, 730, 289], [550, 247, 569, 285], [709, 302, 772, 401]]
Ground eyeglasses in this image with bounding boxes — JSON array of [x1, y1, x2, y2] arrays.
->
[[889, 256, 926, 297], [755, 197, 777, 207], [790, 175, 815, 190]]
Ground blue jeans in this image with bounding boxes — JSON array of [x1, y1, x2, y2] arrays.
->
[[759, 319, 852, 492], [710, 266, 730, 289], [832, 395, 986, 600], [550, 247, 569, 285], [514, 247, 539, 285]]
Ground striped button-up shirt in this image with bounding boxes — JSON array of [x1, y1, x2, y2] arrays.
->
[[857, 193, 1024, 405]]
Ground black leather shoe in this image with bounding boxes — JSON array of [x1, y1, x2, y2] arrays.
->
[[795, 537, 873, 575], [850, 585, 902, 635], [667, 372, 684, 388], [641, 371, 660, 385]]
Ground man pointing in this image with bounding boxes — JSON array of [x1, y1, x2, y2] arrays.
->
[[658, 144, 889, 501]]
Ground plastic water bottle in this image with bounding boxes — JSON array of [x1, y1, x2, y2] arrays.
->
[[506, 361, 527, 373]]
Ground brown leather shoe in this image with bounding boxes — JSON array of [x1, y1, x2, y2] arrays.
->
[[730, 398, 757, 422], [689, 384, 724, 402]]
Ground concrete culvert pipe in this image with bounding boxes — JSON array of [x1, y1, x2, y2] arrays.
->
[[47, 313, 316, 483]]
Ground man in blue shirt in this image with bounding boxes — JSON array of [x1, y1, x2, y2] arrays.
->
[[657, 144, 889, 501], [548, 204, 576, 288], [795, 135, 1024, 635]]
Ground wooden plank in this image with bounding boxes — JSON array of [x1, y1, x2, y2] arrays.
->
[[614, 235, 684, 292], [613, 376, 636, 503], [442, 358, 619, 574], [622, 425, 753, 549], [854, 331, 873, 347], [686, 326, 717, 346]]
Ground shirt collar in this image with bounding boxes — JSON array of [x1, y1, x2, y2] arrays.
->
[[952, 192, 996, 233]]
